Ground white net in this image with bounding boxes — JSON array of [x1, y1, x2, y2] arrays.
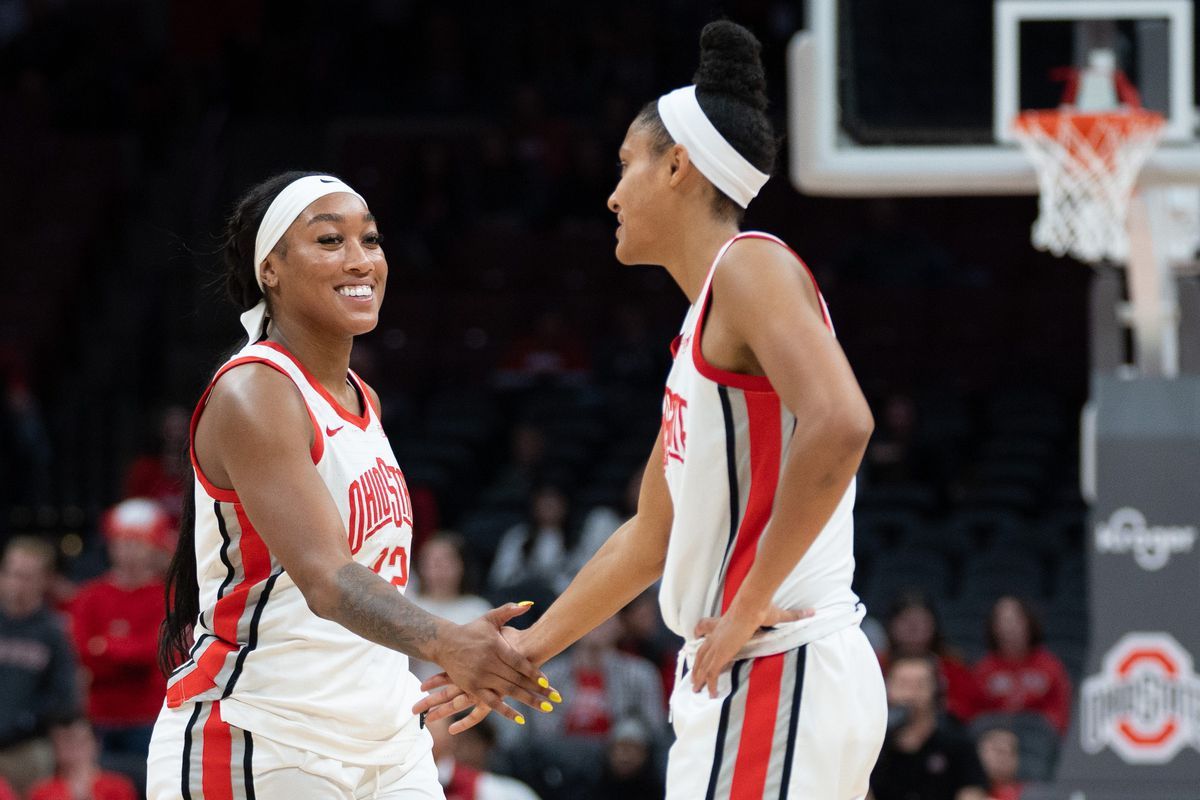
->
[[1013, 109, 1164, 264]]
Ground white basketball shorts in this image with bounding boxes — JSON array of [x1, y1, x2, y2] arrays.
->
[[146, 700, 443, 800], [666, 623, 887, 799]]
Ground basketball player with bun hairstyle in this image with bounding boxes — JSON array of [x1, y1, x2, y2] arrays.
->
[[417, 21, 887, 798], [147, 172, 558, 799]]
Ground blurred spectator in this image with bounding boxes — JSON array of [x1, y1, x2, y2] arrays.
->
[[870, 655, 988, 800], [616, 589, 679, 703], [572, 467, 642, 574], [581, 718, 664, 800], [428, 714, 540, 800], [865, 393, 923, 484], [409, 532, 493, 681], [976, 726, 1023, 800], [489, 485, 574, 595], [28, 716, 136, 800], [487, 424, 547, 504], [121, 405, 189, 524], [529, 617, 663, 747], [880, 591, 979, 722], [0, 537, 80, 795], [972, 597, 1072, 735], [68, 498, 173, 792], [0, 354, 52, 509], [495, 311, 591, 390], [0, 776, 14, 800]]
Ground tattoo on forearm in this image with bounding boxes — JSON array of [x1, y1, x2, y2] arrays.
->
[[333, 563, 438, 659]]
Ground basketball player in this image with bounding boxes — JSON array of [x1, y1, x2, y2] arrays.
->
[[416, 21, 887, 798], [147, 172, 558, 799]]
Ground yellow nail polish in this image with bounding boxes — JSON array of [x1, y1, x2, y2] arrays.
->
[[549, 691, 563, 704], [517, 600, 535, 607], [515, 715, 526, 725], [540, 701, 554, 713], [537, 677, 550, 689]]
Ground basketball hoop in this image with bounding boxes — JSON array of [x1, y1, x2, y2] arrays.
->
[[1013, 55, 1165, 264]]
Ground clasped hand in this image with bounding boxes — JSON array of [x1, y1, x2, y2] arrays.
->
[[413, 603, 812, 733]]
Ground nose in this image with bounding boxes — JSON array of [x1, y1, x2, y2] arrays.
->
[[344, 238, 374, 274], [607, 192, 619, 214]]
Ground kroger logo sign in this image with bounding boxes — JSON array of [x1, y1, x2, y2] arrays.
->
[[1094, 507, 1197, 571]]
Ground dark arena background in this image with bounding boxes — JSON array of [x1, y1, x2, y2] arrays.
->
[[2, 1, 1198, 799]]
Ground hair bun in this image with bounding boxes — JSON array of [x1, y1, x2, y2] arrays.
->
[[693, 20, 768, 113]]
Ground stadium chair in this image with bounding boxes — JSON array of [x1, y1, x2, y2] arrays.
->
[[861, 549, 953, 609], [939, 605, 987, 662], [969, 712, 1061, 782], [961, 551, 1046, 596], [458, 509, 526, 560], [854, 509, 927, 551], [940, 508, 1025, 554], [956, 484, 1037, 515], [854, 482, 939, 515]]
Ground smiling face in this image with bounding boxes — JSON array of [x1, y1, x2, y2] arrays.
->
[[607, 122, 679, 266], [261, 192, 386, 338]]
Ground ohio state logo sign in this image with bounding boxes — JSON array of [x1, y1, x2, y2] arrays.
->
[[1081, 633, 1200, 764]]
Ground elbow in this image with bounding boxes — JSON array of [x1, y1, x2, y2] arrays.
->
[[300, 573, 341, 621], [825, 405, 874, 456]]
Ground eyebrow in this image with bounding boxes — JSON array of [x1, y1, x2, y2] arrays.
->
[[306, 212, 376, 225]]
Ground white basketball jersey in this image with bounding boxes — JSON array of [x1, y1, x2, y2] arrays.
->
[[166, 341, 425, 765], [659, 232, 863, 660]]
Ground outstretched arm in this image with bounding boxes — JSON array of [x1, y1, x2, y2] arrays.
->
[[195, 364, 554, 720], [413, 432, 674, 731]]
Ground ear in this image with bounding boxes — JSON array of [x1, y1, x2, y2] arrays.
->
[[667, 143, 692, 188], [260, 257, 279, 289]]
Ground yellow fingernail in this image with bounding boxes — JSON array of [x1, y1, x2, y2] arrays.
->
[[517, 600, 535, 607], [540, 701, 554, 713], [537, 677, 550, 689], [549, 691, 563, 704], [515, 715, 526, 725]]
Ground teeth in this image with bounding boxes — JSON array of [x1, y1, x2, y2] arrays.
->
[[337, 285, 372, 297]]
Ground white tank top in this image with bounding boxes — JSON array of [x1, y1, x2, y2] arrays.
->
[[659, 232, 864, 660], [166, 341, 425, 764]]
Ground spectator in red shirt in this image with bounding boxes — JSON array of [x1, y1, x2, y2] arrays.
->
[[879, 591, 980, 722], [28, 717, 136, 800], [69, 498, 173, 792], [973, 596, 1072, 735], [121, 406, 189, 525], [976, 726, 1023, 800], [0, 777, 15, 800]]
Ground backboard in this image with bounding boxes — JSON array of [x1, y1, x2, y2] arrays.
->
[[788, 0, 1200, 195]]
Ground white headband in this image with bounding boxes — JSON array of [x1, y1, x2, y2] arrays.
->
[[656, 85, 769, 209], [239, 175, 366, 344]]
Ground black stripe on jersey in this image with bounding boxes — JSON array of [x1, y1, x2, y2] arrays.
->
[[214, 501, 237, 601], [221, 569, 281, 698], [777, 646, 808, 800], [243, 728, 257, 800], [705, 658, 745, 800], [711, 385, 741, 616], [181, 701, 204, 800]]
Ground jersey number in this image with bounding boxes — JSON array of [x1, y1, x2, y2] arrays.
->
[[370, 546, 408, 587]]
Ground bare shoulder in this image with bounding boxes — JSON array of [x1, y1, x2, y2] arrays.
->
[[202, 362, 310, 443], [715, 236, 822, 318]]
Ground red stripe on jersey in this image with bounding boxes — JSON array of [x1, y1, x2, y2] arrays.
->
[[730, 653, 786, 799], [169, 504, 273, 707], [720, 392, 782, 613], [201, 702, 234, 800], [258, 341, 371, 431], [189, 356, 324, 504]]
